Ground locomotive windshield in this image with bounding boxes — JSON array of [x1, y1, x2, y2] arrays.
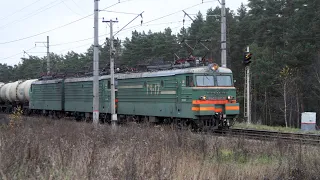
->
[[216, 75, 232, 86], [195, 75, 233, 87], [196, 75, 215, 86]]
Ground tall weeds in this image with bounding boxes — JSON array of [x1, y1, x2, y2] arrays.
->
[[0, 117, 319, 179]]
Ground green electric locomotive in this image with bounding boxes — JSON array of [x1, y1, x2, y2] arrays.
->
[[27, 63, 239, 130], [115, 63, 239, 130]]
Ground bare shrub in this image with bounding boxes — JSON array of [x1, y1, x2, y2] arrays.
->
[[0, 117, 320, 179]]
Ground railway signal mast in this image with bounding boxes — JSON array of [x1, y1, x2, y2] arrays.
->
[[243, 47, 252, 124]]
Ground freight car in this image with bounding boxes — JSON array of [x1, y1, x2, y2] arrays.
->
[[0, 79, 37, 113], [0, 64, 239, 130]]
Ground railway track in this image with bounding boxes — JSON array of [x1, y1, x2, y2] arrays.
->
[[214, 128, 320, 146]]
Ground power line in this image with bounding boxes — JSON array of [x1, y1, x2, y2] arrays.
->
[[53, 23, 187, 54], [0, 13, 92, 45], [71, 0, 86, 13], [50, 20, 192, 47], [100, 0, 134, 11], [51, 2, 205, 51], [62, 1, 82, 16], [0, 0, 42, 21], [0, 0, 135, 45], [0, 0, 65, 30], [51, 37, 93, 46], [66, 0, 138, 20], [147, 20, 192, 26], [109, 2, 213, 36], [142, 1, 214, 25], [49, 1, 210, 47], [0, 46, 36, 61], [24, 52, 47, 54], [100, 10, 140, 15], [56, 37, 122, 54], [67, 0, 140, 19], [0, 1, 211, 59], [49, 34, 320, 57], [65, 1, 134, 19], [113, 11, 144, 36], [57, 43, 94, 53]]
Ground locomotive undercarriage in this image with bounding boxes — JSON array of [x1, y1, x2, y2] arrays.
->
[[0, 104, 233, 132], [196, 113, 232, 131]]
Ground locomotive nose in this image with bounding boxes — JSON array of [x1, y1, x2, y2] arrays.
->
[[192, 89, 239, 115]]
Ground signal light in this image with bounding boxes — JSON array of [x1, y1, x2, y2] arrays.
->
[[243, 52, 252, 65]]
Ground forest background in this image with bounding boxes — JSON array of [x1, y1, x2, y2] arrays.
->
[[2, 0, 320, 128]]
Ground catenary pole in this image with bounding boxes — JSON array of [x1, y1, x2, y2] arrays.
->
[[47, 36, 50, 75], [221, 0, 227, 67], [35, 36, 50, 75], [93, 0, 100, 126], [102, 18, 118, 127], [109, 19, 118, 127]]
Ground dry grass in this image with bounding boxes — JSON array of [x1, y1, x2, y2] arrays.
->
[[0, 117, 320, 180]]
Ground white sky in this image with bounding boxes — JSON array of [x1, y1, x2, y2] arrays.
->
[[0, 0, 248, 66]]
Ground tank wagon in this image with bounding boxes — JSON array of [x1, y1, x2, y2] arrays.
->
[[0, 79, 37, 113], [0, 64, 239, 130]]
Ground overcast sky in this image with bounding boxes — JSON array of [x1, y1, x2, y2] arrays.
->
[[0, 0, 248, 66]]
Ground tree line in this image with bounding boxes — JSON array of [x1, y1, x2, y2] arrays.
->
[[1, 0, 320, 128]]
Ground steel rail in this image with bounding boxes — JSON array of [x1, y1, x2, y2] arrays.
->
[[212, 128, 320, 146]]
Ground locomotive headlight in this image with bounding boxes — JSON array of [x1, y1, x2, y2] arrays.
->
[[227, 96, 233, 100], [200, 96, 207, 100]]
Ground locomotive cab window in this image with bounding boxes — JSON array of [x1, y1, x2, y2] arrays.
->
[[196, 75, 215, 87], [107, 80, 111, 89], [115, 78, 118, 89], [107, 79, 118, 89], [186, 76, 194, 87], [216, 75, 232, 86]]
